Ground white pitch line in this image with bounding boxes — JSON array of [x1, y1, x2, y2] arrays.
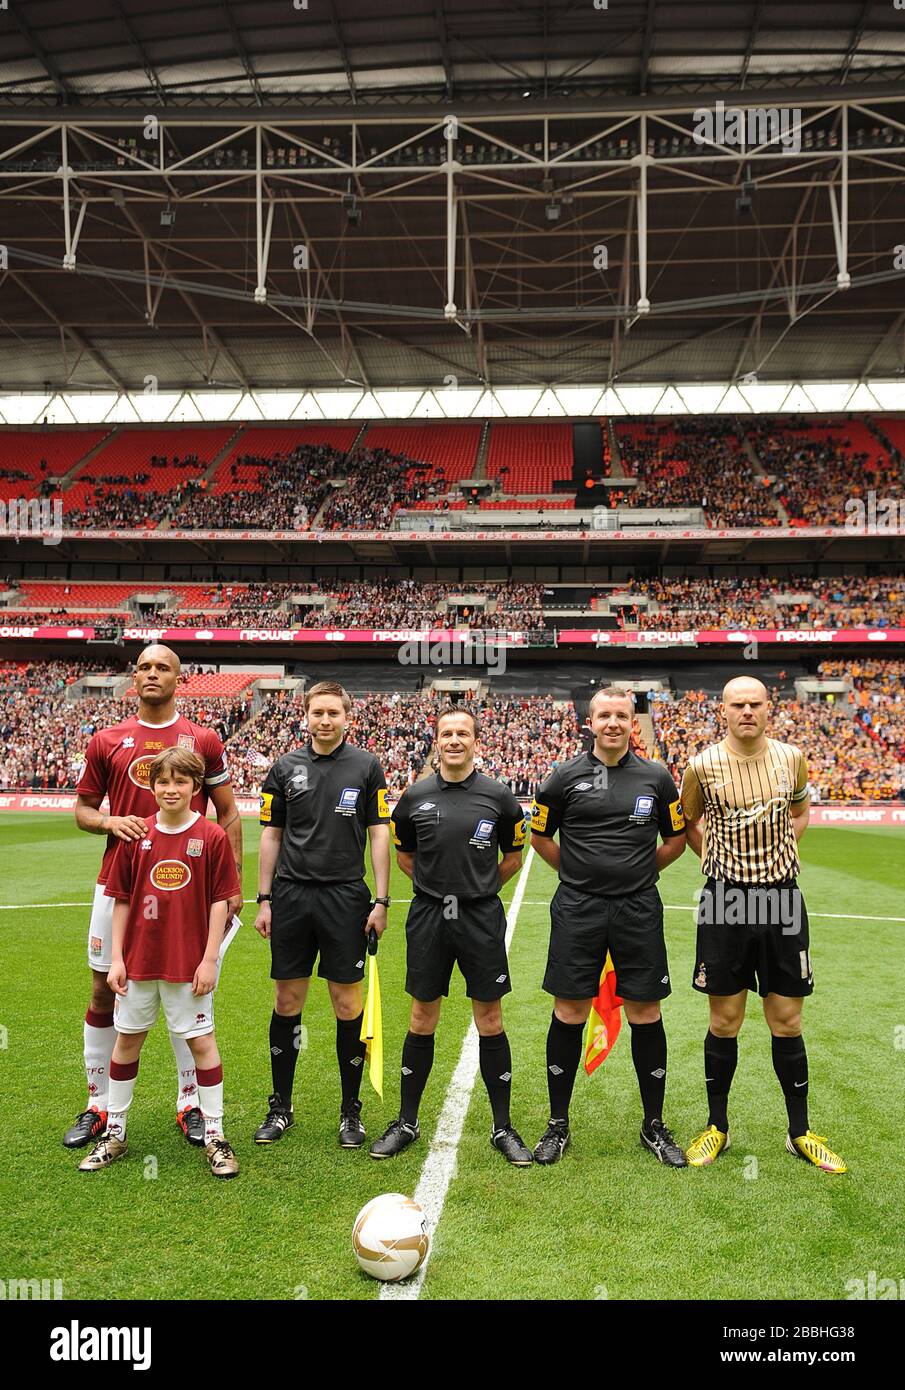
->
[[1, 893, 904, 925], [379, 846, 536, 1302]]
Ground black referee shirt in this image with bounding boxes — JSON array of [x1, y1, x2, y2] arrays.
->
[[392, 769, 528, 901], [260, 739, 390, 884], [531, 748, 685, 896]]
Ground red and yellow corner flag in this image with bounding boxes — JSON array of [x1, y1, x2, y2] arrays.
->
[[360, 948, 383, 1098], [584, 951, 623, 1075]]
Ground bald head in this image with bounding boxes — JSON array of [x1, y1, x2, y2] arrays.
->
[[137, 644, 181, 675], [134, 645, 181, 713], [722, 675, 767, 704], [721, 674, 769, 749]]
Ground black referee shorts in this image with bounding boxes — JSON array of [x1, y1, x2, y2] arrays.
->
[[693, 877, 813, 999], [543, 882, 671, 1003], [270, 876, 371, 984], [404, 891, 511, 1002]]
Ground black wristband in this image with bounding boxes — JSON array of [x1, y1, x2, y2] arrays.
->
[[256, 892, 272, 904]]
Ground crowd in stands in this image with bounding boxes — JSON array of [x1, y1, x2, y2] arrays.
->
[[289, 579, 548, 631], [650, 682, 905, 802], [750, 426, 904, 526], [171, 443, 343, 530], [318, 447, 420, 530], [620, 575, 905, 630], [615, 422, 781, 527]]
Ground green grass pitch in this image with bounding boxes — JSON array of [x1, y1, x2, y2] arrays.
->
[[1, 813, 902, 1301]]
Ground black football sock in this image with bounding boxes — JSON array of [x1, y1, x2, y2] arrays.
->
[[399, 1031, 435, 1126], [630, 1017, 667, 1126], [546, 1012, 584, 1124], [479, 1032, 512, 1130], [704, 1030, 738, 1131], [269, 1010, 301, 1105], [771, 1033, 809, 1137], [336, 1012, 367, 1105]]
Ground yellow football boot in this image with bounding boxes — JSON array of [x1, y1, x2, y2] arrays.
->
[[685, 1124, 730, 1166], [786, 1130, 847, 1173]]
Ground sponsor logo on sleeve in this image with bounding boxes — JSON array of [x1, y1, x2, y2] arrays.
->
[[259, 792, 273, 824], [530, 801, 549, 832], [669, 798, 685, 831], [377, 787, 391, 819], [512, 814, 528, 847]]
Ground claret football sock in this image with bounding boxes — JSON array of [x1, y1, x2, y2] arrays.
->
[[170, 1031, 198, 1113], [629, 1017, 667, 1124], [270, 1010, 302, 1104], [84, 1007, 115, 1112], [400, 1031, 434, 1126], [771, 1033, 809, 1137], [704, 1029, 738, 1132], [546, 1012, 584, 1124], [106, 1057, 139, 1142], [336, 1012, 367, 1104], [479, 1031, 513, 1130]]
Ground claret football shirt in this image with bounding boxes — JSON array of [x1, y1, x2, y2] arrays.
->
[[77, 712, 230, 884], [104, 811, 239, 983]]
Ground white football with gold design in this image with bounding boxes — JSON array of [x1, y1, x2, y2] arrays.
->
[[352, 1193, 430, 1282]]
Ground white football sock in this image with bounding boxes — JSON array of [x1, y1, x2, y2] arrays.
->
[[170, 1032, 198, 1112], [84, 1007, 115, 1111]]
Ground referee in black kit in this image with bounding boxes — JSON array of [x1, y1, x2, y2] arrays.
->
[[369, 703, 534, 1166], [253, 681, 391, 1149], [530, 685, 688, 1167]]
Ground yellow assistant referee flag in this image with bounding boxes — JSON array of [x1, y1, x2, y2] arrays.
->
[[360, 932, 383, 1098]]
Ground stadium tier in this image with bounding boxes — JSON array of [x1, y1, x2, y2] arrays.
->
[[3, 575, 903, 634], [62, 426, 235, 516]]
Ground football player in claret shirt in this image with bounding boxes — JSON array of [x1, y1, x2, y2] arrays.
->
[[65, 645, 242, 1152], [78, 748, 241, 1179]]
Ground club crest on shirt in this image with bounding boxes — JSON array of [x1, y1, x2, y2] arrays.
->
[[775, 765, 792, 795], [186, 838, 203, 857], [335, 786, 361, 815], [177, 734, 196, 751]]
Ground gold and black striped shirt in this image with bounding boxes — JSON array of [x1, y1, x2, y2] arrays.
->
[[680, 738, 809, 884]]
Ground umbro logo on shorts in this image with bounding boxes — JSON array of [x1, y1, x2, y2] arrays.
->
[[496, 974, 507, 983]]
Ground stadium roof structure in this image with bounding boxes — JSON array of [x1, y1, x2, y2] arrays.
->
[[2, 1, 905, 393]]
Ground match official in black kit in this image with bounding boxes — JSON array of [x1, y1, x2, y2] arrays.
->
[[530, 686, 688, 1167], [253, 681, 391, 1149], [369, 703, 534, 1166]]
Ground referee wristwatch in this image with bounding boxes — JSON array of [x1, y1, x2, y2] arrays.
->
[[373, 895, 391, 907], [256, 892, 272, 904]]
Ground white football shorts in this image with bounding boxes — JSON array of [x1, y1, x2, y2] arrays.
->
[[113, 979, 214, 1039]]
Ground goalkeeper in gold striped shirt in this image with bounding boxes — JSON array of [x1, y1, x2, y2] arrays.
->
[[679, 676, 846, 1174]]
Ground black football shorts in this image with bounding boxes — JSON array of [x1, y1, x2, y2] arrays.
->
[[542, 882, 671, 1002], [692, 877, 813, 998], [404, 892, 511, 1002], [270, 876, 372, 983]]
